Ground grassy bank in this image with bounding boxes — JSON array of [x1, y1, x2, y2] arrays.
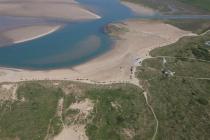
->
[[164, 19, 210, 34], [136, 31, 210, 139], [0, 82, 65, 140], [180, 0, 210, 11], [0, 81, 156, 140], [150, 32, 210, 60], [86, 85, 155, 140]]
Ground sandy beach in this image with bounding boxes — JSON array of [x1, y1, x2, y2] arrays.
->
[[0, 20, 194, 83], [121, 1, 157, 16]]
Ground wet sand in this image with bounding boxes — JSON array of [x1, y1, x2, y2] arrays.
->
[[2, 25, 61, 44], [0, 20, 194, 83]]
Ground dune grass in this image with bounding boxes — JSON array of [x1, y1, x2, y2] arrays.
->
[[0, 81, 156, 140], [86, 84, 155, 140], [150, 32, 210, 60], [164, 19, 210, 34], [180, 0, 210, 11], [0, 82, 64, 140]]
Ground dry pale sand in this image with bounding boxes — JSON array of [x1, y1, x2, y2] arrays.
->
[[0, 83, 17, 101], [70, 99, 93, 118], [53, 99, 93, 140], [121, 1, 157, 16], [53, 125, 88, 140], [0, 0, 100, 20], [2, 25, 61, 44], [0, 20, 194, 83]]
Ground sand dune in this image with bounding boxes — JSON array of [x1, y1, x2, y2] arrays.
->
[[0, 20, 194, 83]]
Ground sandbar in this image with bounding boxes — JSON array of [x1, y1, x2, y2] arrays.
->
[[2, 25, 61, 44]]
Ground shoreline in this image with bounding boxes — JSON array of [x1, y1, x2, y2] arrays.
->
[[0, 20, 194, 83], [80, 8, 101, 19]]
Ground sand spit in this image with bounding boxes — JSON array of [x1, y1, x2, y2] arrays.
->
[[0, 20, 194, 83], [2, 25, 61, 44], [121, 1, 157, 16]]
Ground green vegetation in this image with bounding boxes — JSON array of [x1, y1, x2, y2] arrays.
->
[[137, 70, 210, 139], [180, 0, 210, 11], [164, 19, 210, 34], [0, 81, 156, 140], [150, 32, 210, 60], [136, 30, 210, 139], [86, 85, 155, 140], [124, 0, 210, 13], [0, 82, 64, 140]]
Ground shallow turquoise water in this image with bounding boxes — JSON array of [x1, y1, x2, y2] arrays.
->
[[0, 0, 210, 69]]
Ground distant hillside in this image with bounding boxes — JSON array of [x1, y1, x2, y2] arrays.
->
[[180, 0, 210, 11], [124, 0, 210, 14]]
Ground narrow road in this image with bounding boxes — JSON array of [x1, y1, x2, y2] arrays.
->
[[175, 76, 210, 80], [143, 91, 159, 140], [74, 66, 160, 140], [133, 66, 159, 140]]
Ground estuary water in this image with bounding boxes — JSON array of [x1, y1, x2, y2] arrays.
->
[[0, 0, 136, 69], [0, 0, 210, 69]]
